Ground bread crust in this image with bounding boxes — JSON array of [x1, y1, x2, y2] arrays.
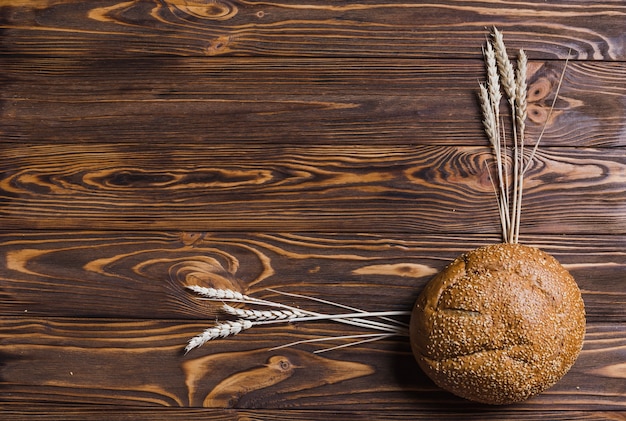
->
[[410, 243, 586, 405]]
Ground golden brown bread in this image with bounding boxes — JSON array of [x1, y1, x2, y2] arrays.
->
[[410, 243, 586, 405]]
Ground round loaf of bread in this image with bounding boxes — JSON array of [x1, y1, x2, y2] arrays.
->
[[410, 243, 585, 405]]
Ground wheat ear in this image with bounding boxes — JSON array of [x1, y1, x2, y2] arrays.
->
[[185, 319, 253, 354], [186, 286, 249, 301], [222, 303, 306, 321], [512, 49, 528, 243]]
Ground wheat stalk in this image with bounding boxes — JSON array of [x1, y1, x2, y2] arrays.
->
[[523, 53, 569, 175], [515, 49, 528, 137], [512, 49, 529, 243], [185, 287, 410, 353], [270, 333, 397, 354], [490, 27, 524, 243], [479, 82, 509, 237], [266, 287, 410, 329], [481, 28, 567, 244], [492, 29, 517, 104]]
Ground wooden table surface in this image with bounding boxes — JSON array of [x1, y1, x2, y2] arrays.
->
[[1, 1, 625, 419]]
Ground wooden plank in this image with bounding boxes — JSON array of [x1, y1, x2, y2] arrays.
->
[[1, 232, 624, 321], [2, 406, 625, 421], [1, 58, 625, 147], [0, 0, 624, 60], [0, 317, 624, 410], [1, 2, 624, 417], [1, 143, 624, 233]]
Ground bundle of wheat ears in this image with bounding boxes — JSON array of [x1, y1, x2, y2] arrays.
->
[[185, 28, 586, 405]]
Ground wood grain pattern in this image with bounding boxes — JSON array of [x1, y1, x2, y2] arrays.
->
[[1, 232, 624, 321], [1, 144, 624, 233], [1, 0, 624, 418], [1, 317, 625, 410], [1, 58, 625, 147], [0, 0, 625, 59]]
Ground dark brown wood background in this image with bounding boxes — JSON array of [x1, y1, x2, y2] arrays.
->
[[1, 0, 625, 419]]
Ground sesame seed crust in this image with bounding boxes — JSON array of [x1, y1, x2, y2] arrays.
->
[[409, 243, 586, 405]]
